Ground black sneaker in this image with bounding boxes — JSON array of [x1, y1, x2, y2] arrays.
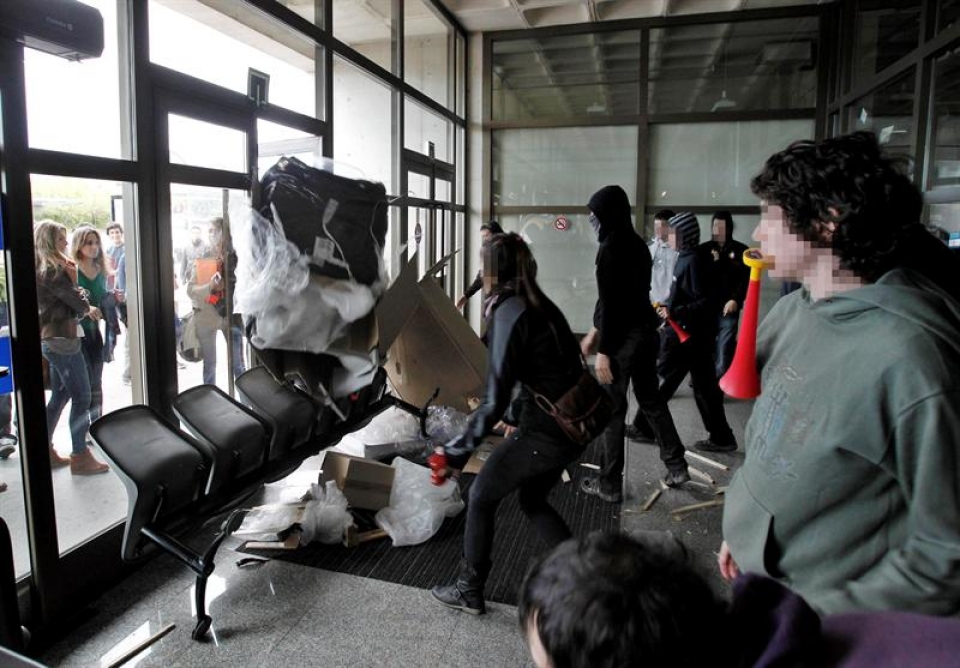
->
[[662, 469, 691, 487], [625, 424, 656, 443], [431, 583, 486, 615], [580, 476, 622, 504], [694, 439, 738, 453]]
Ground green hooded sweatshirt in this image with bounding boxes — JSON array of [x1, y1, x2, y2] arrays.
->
[[723, 267, 960, 616]]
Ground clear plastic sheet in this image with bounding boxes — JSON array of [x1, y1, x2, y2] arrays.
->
[[300, 480, 353, 545], [375, 457, 464, 547], [347, 405, 471, 449]]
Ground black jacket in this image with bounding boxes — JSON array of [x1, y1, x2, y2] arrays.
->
[[445, 293, 583, 465], [702, 238, 750, 306], [667, 247, 720, 336]]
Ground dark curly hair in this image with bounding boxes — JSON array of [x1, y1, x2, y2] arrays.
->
[[518, 531, 728, 668], [750, 131, 923, 282]]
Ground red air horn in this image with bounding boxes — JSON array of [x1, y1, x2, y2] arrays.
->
[[719, 249, 769, 399], [652, 302, 691, 343]]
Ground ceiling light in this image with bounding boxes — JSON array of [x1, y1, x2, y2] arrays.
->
[[711, 90, 736, 112]]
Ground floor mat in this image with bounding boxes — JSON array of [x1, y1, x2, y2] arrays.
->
[[240, 442, 618, 607]]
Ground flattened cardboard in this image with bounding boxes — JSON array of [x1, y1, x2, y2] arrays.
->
[[320, 451, 395, 511]]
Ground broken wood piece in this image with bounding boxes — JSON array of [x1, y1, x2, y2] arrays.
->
[[685, 451, 729, 471], [714, 486, 727, 496], [343, 525, 389, 548], [561, 469, 571, 483], [688, 466, 715, 485], [579, 462, 600, 470], [659, 479, 670, 491], [669, 499, 725, 517], [641, 488, 662, 512], [105, 622, 176, 668]]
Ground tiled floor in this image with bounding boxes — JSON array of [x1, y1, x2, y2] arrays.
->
[[37, 383, 751, 668]]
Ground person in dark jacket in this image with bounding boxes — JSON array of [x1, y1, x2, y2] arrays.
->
[[456, 220, 504, 311], [519, 531, 960, 668], [431, 232, 588, 616], [579, 186, 689, 501], [703, 211, 750, 378], [634, 211, 737, 452]]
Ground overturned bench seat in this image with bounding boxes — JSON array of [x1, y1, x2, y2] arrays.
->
[[91, 366, 435, 641]]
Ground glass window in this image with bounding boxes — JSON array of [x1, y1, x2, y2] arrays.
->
[[939, 0, 960, 33], [649, 18, 818, 115], [852, 0, 921, 86], [334, 0, 395, 73], [333, 56, 394, 193], [405, 98, 452, 162], [150, 0, 322, 118], [30, 175, 137, 560], [847, 68, 915, 161], [924, 202, 960, 238], [492, 31, 641, 122], [498, 213, 601, 334], [493, 126, 638, 207], [24, 0, 128, 159], [647, 120, 815, 208], [404, 0, 452, 108], [930, 49, 960, 188], [169, 114, 247, 173], [257, 119, 322, 179]]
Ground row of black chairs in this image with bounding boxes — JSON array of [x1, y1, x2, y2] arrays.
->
[[91, 365, 431, 640]]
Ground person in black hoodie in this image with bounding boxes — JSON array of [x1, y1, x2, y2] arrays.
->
[[703, 211, 750, 378], [431, 233, 588, 616], [653, 212, 738, 452], [579, 186, 689, 501]]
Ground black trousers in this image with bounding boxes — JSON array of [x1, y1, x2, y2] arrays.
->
[[463, 427, 583, 577], [637, 331, 735, 445], [597, 327, 686, 497]]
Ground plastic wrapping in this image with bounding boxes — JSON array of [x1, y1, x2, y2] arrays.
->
[[300, 480, 353, 545], [375, 457, 464, 547]]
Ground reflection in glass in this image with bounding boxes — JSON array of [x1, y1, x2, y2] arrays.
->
[[650, 18, 818, 115], [405, 98, 452, 162], [333, 56, 394, 192], [172, 186, 248, 395], [29, 176, 136, 564], [925, 202, 960, 237], [852, 0, 921, 87], [939, 0, 960, 33], [493, 31, 640, 121], [494, 127, 638, 207], [169, 115, 246, 173], [404, 0, 452, 108], [648, 120, 814, 207], [257, 119, 322, 179], [931, 49, 960, 187], [334, 0, 395, 73], [150, 0, 320, 118], [847, 68, 915, 162], [24, 0, 126, 158]]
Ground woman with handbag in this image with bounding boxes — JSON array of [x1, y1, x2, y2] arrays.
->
[[431, 232, 606, 616], [35, 220, 109, 475]]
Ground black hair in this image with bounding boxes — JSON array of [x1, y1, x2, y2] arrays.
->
[[712, 210, 734, 239], [750, 131, 923, 282], [654, 209, 676, 222], [481, 220, 504, 235], [518, 531, 728, 668]]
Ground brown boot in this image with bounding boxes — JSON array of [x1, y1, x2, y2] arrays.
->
[[50, 446, 70, 469], [70, 448, 109, 476]]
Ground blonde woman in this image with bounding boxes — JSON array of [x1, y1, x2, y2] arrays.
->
[[35, 220, 108, 475], [71, 226, 111, 429]]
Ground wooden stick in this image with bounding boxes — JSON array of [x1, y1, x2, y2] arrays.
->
[[640, 488, 662, 512], [670, 499, 725, 517], [105, 623, 176, 668], [688, 466, 715, 485], [685, 451, 729, 471], [579, 462, 600, 470]]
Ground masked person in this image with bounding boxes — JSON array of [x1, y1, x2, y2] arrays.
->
[[431, 233, 588, 616]]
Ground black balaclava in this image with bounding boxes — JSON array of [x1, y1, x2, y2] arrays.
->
[[587, 185, 632, 243]]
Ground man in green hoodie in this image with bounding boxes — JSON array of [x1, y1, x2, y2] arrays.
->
[[718, 132, 960, 617]]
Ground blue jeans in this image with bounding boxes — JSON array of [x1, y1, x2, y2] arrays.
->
[[80, 326, 105, 423], [197, 322, 245, 386], [715, 312, 740, 379], [42, 342, 91, 455]]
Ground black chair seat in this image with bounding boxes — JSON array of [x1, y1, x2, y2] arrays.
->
[[236, 367, 317, 462]]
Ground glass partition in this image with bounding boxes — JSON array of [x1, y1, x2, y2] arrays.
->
[[405, 98, 452, 162], [847, 68, 915, 161], [334, 0, 395, 73], [333, 56, 395, 192], [852, 0, 921, 87], [930, 49, 960, 188], [404, 0, 453, 109]]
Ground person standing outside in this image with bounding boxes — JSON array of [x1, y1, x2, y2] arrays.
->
[[456, 220, 504, 311], [579, 186, 689, 503], [719, 132, 960, 616], [430, 233, 588, 615], [71, 226, 112, 432], [35, 221, 109, 475], [702, 211, 750, 378]]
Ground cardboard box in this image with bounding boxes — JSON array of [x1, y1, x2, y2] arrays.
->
[[320, 450, 395, 511], [329, 251, 487, 414], [463, 436, 503, 475]]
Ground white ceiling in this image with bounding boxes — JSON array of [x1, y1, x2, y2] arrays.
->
[[436, 0, 832, 32]]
